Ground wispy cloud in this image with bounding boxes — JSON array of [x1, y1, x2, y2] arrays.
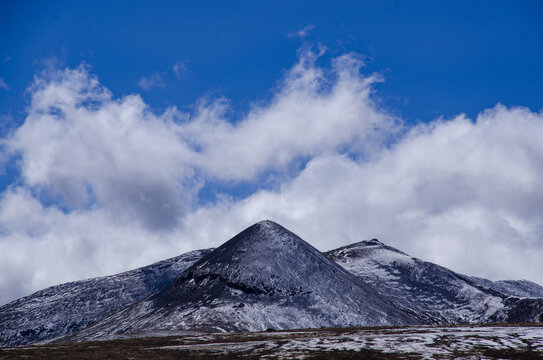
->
[[288, 24, 315, 38], [0, 78, 9, 90], [173, 61, 189, 79], [138, 72, 165, 90]]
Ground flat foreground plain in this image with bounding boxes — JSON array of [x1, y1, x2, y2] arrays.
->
[[1, 324, 542, 359]]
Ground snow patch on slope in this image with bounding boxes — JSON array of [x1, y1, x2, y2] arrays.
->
[[0, 249, 212, 346], [327, 239, 543, 324], [66, 221, 422, 342]]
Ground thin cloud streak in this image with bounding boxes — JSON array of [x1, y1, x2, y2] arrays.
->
[[138, 72, 165, 90], [0, 78, 9, 90], [288, 24, 315, 38]]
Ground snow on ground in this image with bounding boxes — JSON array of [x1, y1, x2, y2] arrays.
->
[[151, 325, 543, 359]]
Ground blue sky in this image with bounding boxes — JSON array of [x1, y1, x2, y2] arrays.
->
[[1, 1, 543, 305], [2, 1, 542, 126]]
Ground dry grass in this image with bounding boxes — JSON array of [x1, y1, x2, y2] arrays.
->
[[1, 324, 542, 360]]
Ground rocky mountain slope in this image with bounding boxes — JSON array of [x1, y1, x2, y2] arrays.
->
[[2, 221, 542, 347], [65, 221, 423, 341], [0, 249, 211, 346], [326, 239, 543, 324]]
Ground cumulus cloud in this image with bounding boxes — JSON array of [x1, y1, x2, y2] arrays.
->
[[186, 52, 392, 180], [0, 49, 391, 304], [10, 66, 196, 230], [138, 72, 165, 90], [1, 48, 543, 305], [206, 105, 543, 283]]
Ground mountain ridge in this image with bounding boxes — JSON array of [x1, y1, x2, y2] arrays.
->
[[0, 249, 212, 346], [65, 220, 422, 341], [1, 220, 542, 347], [326, 239, 543, 324]]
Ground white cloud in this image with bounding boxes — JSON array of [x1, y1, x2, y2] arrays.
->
[[10, 66, 197, 230], [138, 72, 165, 90], [199, 105, 543, 283], [1, 48, 543, 306], [0, 49, 392, 304], [0, 78, 9, 90], [187, 51, 393, 180]]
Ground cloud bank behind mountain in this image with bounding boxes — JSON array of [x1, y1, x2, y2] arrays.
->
[[1, 49, 542, 305]]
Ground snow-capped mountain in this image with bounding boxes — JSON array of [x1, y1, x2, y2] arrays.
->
[[326, 239, 543, 324], [0, 249, 212, 346], [65, 221, 423, 341], [2, 221, 542, 347]]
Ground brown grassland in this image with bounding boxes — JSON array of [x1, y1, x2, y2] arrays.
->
[[1, 324, 542, 359]]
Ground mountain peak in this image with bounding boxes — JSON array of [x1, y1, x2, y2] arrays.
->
[[173, 220, 325, 292], [68, 221, 421, 339], [254, 219, 280, 228], [180, 220, 310, 274], [326, 238, 409, 263], [245, 219, 292, 239], [327, 240, 543, 324]]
